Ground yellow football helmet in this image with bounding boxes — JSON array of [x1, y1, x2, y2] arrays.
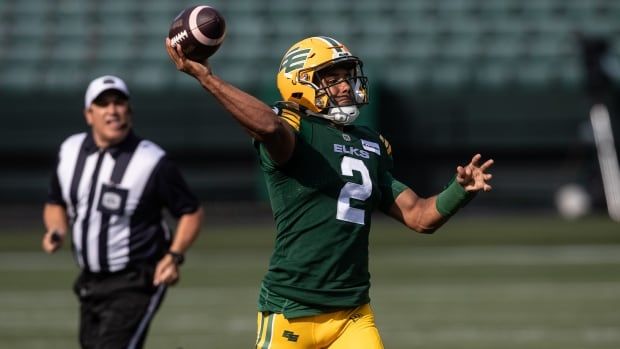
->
[[276, 36, 368, 125]]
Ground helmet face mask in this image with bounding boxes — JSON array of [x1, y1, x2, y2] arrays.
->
[[277, 36, 369, 124], [313, 66, 368, 108]]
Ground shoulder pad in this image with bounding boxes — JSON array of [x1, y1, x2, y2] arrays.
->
[[280, 108, 301, 132]]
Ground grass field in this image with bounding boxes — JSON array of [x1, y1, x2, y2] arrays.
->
[[1, 213, 619, 348]]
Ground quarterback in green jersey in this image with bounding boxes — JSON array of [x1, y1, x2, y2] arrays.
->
[[167, 36, 494, 348]]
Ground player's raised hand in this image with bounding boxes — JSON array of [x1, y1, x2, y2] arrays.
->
[[456, 154, 494, 192], [165, 37, 213, 79]]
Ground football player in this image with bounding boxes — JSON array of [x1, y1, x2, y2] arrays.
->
[[166, 36, 493, 348]]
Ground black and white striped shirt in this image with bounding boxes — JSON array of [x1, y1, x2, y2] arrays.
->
[[47, 131, 199, 273]]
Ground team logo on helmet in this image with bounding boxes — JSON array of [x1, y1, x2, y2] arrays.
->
[[279, 47, 311, 75]]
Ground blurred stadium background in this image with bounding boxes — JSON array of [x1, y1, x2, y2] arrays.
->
[[1, 0, 619, 348], [1, 0, 619, 209]]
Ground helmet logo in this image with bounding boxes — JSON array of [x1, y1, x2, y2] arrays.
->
[[279, 47, 311, 74]]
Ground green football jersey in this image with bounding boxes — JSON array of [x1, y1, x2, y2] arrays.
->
[[256, 104, 408, 318]]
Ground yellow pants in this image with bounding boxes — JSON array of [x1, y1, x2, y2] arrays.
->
[[255, 303, 384, 349]]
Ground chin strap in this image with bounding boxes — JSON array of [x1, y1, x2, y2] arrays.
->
[[308, 105, 359, 125]]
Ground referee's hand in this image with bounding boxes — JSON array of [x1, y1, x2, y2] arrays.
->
[[42, 230, 64, 254], [153, 254, 180, 286]]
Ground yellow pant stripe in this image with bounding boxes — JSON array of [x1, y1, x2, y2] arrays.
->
[[255, 313, 265, 347], [257, 313, 275, 349]]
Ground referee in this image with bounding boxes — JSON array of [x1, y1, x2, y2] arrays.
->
[[41, 75, 204, 349]]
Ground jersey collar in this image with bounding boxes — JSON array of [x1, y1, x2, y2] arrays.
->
[[84, 130, 140, 158]]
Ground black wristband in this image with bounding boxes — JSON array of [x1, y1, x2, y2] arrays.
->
[[168, 251, 185, 266]]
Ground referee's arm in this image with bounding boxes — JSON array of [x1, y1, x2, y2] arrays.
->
[[153, 206, 203, 286], [152, 158, 204, 286], [42, 203, 69, 253]]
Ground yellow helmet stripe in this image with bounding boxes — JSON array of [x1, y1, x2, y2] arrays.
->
[[317, 36, 344, 53]]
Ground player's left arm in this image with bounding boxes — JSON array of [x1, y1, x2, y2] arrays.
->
[[388, 154, 494, 233]]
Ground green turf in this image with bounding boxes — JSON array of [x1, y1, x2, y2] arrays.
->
[[1, 215, 619, 348]]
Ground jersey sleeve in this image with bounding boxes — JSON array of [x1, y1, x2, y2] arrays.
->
[[46, 157, 66, 206], [377, 134, 409, 212], [153, 157, 200, 218], [378, 172, 409, 213]]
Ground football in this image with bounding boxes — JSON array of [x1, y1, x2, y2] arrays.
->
[[168, 5, 226, 62]]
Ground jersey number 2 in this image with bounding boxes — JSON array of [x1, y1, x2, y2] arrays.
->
[[337, 156, 372, 225]]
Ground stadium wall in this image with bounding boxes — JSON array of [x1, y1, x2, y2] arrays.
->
[[0, 84, 606, 211]]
